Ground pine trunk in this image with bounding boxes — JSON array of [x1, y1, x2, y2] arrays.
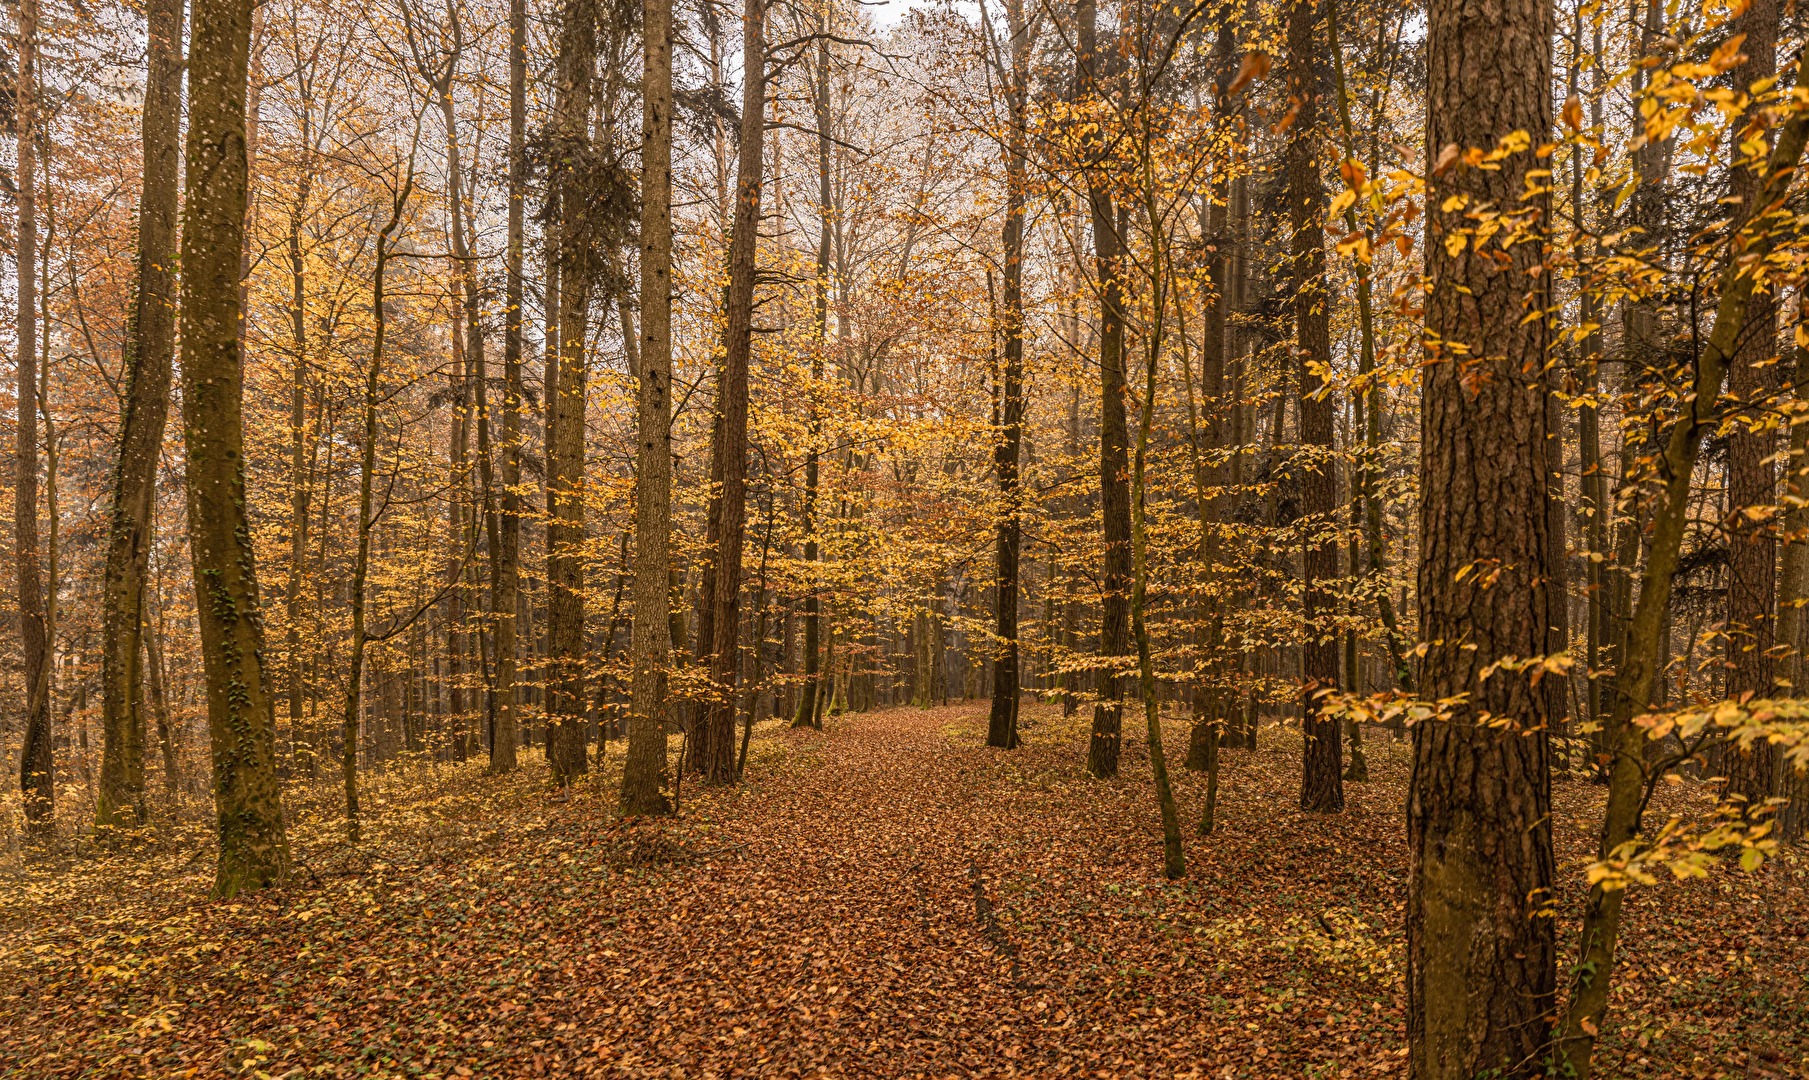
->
[[1410, 0, 1558, 1068]]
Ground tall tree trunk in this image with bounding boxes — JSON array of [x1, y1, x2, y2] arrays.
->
[[696, 0, 764, 783], [1080, 0, 1130, 780], [13, 0, 50, 837], [1289, 0, 1343, 815], [1181, 7, 1238, 834], [98, 0, 183, 829], [546, 0, 596, 785], [792, 24, 834, 730], [1575, 12, 1607, 737], [1409, 0, 1558, 1068], [986, 0, 1030, 751], [621, 0, 675, 814], [180, 0, 291, 894], [1721, 0, 1782, 806], [490, 0, 527, 774]]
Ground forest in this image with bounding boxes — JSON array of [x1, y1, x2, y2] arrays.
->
[[1, 0, 1808, 1072]]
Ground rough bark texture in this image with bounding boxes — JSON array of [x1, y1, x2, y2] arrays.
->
[[1409, 0, 1557, 1069], [1080, 0, 1129, 780], [180, 0, 291, 894], [621, 0, 675, 815], [546, 0, 596, 785], [986, 0, 1030, 752], [1289, 0, 1343, 815], [695, 0, 764, 783], [98, 0, 183, 829], [1721, 0, 1782, 807]]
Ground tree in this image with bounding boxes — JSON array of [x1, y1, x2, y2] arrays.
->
[[180, 0, 291, 895], [14, 0, 51, 838], [545, 0, 597, 785], [983, 0, 1035, 751], [97, 0, 184, 830], [1408, 0, 1557, 1068], [489, 0, 529, 775], [694, 0, 766, 783], [1720, 0, 1782, 808], [1555, 49, 1809, 1080], [1288, 0, 1343, 815], [1079, 0, 1130, 781], [621, 0, 675, 814]]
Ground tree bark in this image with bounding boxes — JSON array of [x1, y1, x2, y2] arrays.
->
[[489, 0, 528, 774], [1409, 0, 1558, 1068], [792, 22, 834, 730], [621, 0, 675, 814], [1289, 0, 1343, 815], [98, 0, 183, 829], [695, 0, 765, 783], [1721, 0, 1782, 806], [180, 0, 291, 893], [1079, 0, 1130, 780], [546, 0, 597, 785], [986, 0, 1031, 751], [13, 0, 50, 837]]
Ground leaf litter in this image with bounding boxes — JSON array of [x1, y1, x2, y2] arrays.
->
[[0, 703, 1804, 1078]]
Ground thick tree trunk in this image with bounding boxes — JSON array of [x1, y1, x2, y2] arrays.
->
[[180, 0, 291, 894], [621, 0, 675, 814], [1410, 0, 1558, 1069], [1079, 0, 1130, 780], [546, 0, 596, 785], [98, 0, 183, 829], [1289, 0, 1343, 815], [696, 0, 764, 783], [1721, 0, 1782, 806]]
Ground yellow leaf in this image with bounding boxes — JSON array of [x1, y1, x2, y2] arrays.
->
[[1329, 189, 1357, 218], [1444, 233, 1468, 257]]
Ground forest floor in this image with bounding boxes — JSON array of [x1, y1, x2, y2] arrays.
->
[[0, 702, 1805, 1079]]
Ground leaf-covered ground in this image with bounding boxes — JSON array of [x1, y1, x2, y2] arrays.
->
[[1, 703, 1805, 1078]]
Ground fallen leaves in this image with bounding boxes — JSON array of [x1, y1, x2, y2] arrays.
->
[[0, 705, 1802, 1078]]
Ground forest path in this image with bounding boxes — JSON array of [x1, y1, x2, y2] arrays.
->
[[4, 703, 1794, 1078], [561, 703, 1412, 1078]]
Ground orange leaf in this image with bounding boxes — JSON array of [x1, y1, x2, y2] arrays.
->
[[1562, 95, 1583, 132], [1228, 51, 1271, 96]]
